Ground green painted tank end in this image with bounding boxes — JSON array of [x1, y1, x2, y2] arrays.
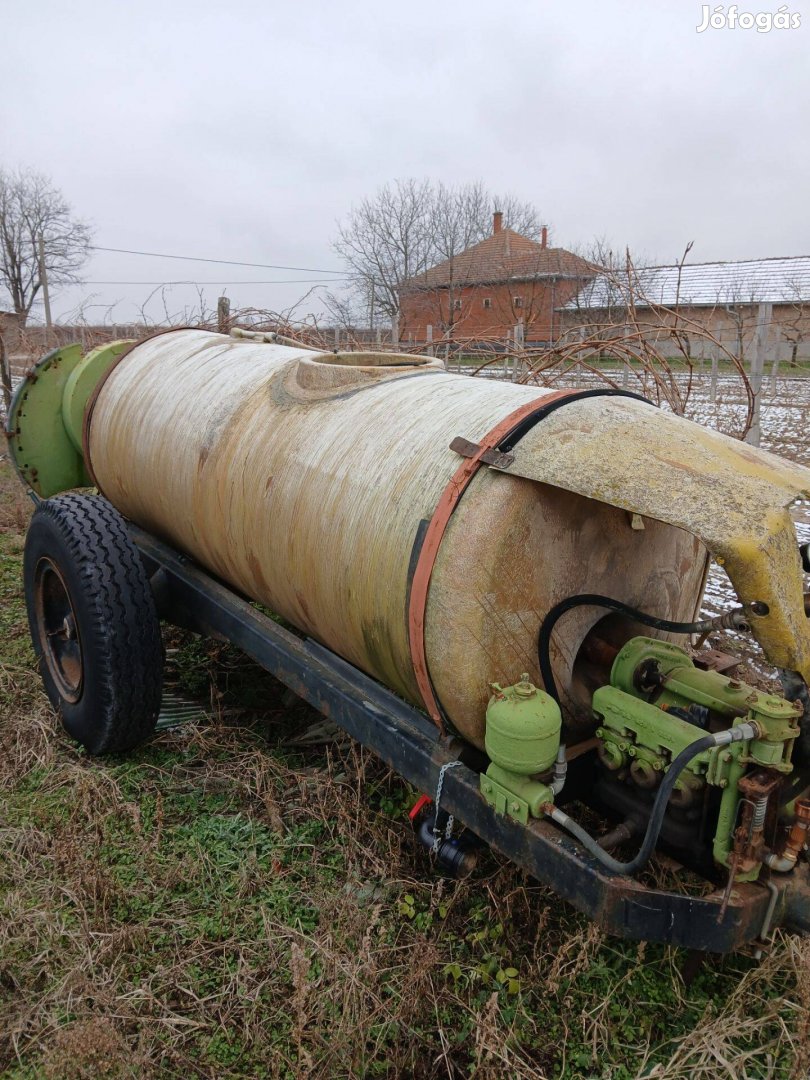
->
[[62, 340, 130, 453], [6, 340, 132, 498]]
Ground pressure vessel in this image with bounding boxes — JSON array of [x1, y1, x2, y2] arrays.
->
[[84, 329, 708, 746]]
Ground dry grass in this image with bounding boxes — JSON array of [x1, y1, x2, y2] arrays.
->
[[0, 454, 808, 1078]]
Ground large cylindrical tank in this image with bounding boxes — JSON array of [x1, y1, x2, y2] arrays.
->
[[84, 329, 708, 747]]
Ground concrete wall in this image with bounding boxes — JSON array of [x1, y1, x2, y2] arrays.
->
[[558, 302, 810, 364]]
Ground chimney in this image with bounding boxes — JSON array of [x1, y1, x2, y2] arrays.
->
[[541, 226, 548, 249], [493, 210, 503, 234]]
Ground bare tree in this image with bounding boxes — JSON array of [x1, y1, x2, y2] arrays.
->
[[321, 287, 368, 337], [333, 179, 541, 326], [0, 167, 92, 325]]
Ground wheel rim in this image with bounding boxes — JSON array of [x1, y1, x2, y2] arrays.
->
[[33, 557, 84, 703]]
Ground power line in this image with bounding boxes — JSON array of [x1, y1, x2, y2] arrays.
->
[[90, 245, 345, 275], [84, 279, 349, 285]]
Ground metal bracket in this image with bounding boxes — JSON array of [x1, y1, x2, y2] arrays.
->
[[449, 436, 515, 470], [480, 774, 530, 824], [694, 649, 742, 675]]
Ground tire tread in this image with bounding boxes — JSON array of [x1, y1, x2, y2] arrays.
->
[[25, 493, 163, 754]]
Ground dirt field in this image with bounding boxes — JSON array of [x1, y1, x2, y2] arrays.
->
[[1, 375, 810, 1077]]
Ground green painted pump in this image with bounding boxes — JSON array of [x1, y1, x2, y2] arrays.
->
[[594, 637, 800, 880]]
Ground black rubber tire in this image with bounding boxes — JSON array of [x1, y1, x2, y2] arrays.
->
[[23, 493, 163, 754]]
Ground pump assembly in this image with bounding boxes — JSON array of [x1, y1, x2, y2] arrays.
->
[[7, 328, 810, 952]]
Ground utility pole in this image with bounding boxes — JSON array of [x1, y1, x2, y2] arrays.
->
[[38, 233, 53, 332]]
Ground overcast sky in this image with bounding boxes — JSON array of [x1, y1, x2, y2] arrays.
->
[[2, 0, 808, 323]]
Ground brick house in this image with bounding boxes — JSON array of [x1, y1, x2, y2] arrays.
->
[[398, 212, 595, 346]]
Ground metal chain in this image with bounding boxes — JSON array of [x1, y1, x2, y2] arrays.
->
[[432, 760, 463, 854]]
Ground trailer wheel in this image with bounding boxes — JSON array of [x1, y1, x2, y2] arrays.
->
[[23, 493, 163, 754]]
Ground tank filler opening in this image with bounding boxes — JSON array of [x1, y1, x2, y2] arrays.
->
[[308, 350, 436, 369]]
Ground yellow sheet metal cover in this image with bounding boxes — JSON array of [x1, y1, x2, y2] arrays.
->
[[497, 395, 810, 679]]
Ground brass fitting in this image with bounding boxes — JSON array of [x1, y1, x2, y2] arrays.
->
[[785, 798, 810, 864], [765, 797, 810, 873]]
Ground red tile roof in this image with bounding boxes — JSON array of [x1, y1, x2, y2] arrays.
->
[[402, 229, 595, 290]]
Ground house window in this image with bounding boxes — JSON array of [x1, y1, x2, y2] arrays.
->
[[513, 297, 523, 308], [453, 298, 462, 310], [483, 298, 492, 309]]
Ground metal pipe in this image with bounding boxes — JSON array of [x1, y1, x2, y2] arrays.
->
[[753, 880, 780, 960], [550, 744, 567, 796], [229, 327, 319, 350], [764, 851, 797, 873], [764, 798, 810, 872], [597, 818, 640, 852], [578, 635, 620, 669]]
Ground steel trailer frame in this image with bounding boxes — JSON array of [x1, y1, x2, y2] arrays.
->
[[132, 522, 807, 954]]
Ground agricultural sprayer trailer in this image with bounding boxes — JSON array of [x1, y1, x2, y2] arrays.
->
[[7, 329, 810, 954]]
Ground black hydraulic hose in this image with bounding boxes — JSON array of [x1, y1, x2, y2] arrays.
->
[[547, 732, 719, 875], [537, 593, 744, 706]]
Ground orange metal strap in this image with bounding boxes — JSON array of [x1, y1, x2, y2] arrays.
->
[[407, 389, 585, 729]]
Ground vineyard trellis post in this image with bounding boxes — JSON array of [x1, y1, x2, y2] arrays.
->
[[745, 302, 773, 447]]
